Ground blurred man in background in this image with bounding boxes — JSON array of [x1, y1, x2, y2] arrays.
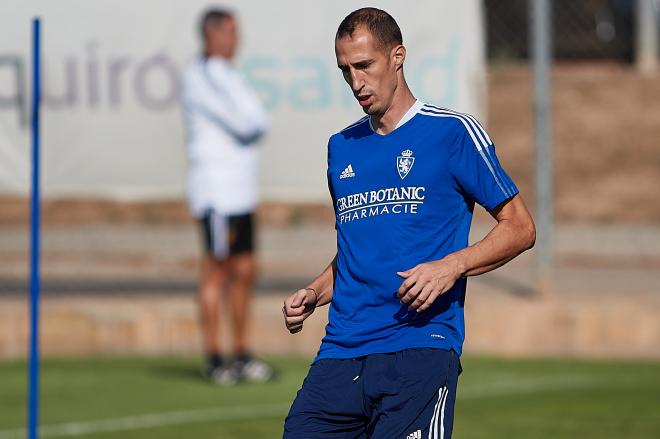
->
[[282, 7, 535, 438], [181, 8, 272, 385]]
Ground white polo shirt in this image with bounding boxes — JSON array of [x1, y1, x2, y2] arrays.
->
[[181, 55, 269, 217]]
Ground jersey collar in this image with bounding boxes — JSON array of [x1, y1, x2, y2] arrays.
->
[[369, 99, 423, 133]]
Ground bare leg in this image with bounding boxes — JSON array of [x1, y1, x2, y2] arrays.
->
[[228, 252, 273, 382], [228, 252, 256, 354], [198, 256, 228, 356]]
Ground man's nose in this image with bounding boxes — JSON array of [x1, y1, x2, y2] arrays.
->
[[350, 70, 363, 92]]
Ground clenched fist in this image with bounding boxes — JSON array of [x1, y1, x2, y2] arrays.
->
[[283, 288, 318, 333]]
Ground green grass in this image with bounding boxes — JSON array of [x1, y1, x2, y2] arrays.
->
[[1, 355, 659, 438]]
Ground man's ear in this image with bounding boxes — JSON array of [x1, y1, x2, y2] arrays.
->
[[392, 44, 406, 69]]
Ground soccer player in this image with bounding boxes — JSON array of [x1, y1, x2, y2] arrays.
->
[[181, 9, 273, 385], [282, 7, 535, 438]]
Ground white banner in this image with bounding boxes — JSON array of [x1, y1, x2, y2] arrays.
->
[[0, 0, 485, 202]]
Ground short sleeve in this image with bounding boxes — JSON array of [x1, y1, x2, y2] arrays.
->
[[326, 137, 338, 229], [449, 117, 518, 212]]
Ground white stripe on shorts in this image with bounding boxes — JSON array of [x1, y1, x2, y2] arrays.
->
[[210, 211, 229, 259], [428, 386, 448, 439], [438, 384, 449, 439]]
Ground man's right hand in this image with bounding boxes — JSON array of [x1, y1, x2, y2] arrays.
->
[[283, 288, 318, 334]]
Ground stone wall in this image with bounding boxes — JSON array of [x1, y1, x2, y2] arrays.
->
[[2, 292, 658, 360]]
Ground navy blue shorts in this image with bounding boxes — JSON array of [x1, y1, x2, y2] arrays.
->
[[283, 348, 460, 439]]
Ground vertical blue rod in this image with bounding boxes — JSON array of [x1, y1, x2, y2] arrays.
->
[[28, 17, 41, 439]]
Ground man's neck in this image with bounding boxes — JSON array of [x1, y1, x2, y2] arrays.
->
[[371, 87, 417, 135], [204, 48, 231, 61]]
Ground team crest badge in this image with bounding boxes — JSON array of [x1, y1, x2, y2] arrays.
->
[[397, 149, 415, 179]]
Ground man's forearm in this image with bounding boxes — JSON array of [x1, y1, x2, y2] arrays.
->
[[306, 255, 336, 306], [447, 197, 535, 278], [449, 220, 532, 278]]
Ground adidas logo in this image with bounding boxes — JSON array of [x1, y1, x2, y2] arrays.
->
[[339, 164, 355, 179], [406, 430, 421, 439]]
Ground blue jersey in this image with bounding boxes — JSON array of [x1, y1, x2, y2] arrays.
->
[[316, 101, 519, 361]]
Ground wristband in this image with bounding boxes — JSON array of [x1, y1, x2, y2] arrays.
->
[[304, 287, 318, 303]]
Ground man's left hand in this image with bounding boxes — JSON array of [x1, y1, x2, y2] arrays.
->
[[396, 257, 463, 312]]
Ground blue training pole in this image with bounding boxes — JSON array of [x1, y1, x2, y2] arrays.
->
[[28, 17, 41, 439]]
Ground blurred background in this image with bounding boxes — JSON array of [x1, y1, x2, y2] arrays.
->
[[1, 0, 659, 438]]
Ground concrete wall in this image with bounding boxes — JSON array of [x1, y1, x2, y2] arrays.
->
[[2, 292, 658, 359]]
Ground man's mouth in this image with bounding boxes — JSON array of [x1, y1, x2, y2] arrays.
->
[[356, 95, 372, 107]]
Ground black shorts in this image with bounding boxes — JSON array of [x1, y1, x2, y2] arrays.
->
[[199, 210, 254, 260]]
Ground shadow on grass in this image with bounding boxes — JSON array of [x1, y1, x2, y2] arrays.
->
[[147, 363, 285, 388], [148, 363, 207, 383]]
